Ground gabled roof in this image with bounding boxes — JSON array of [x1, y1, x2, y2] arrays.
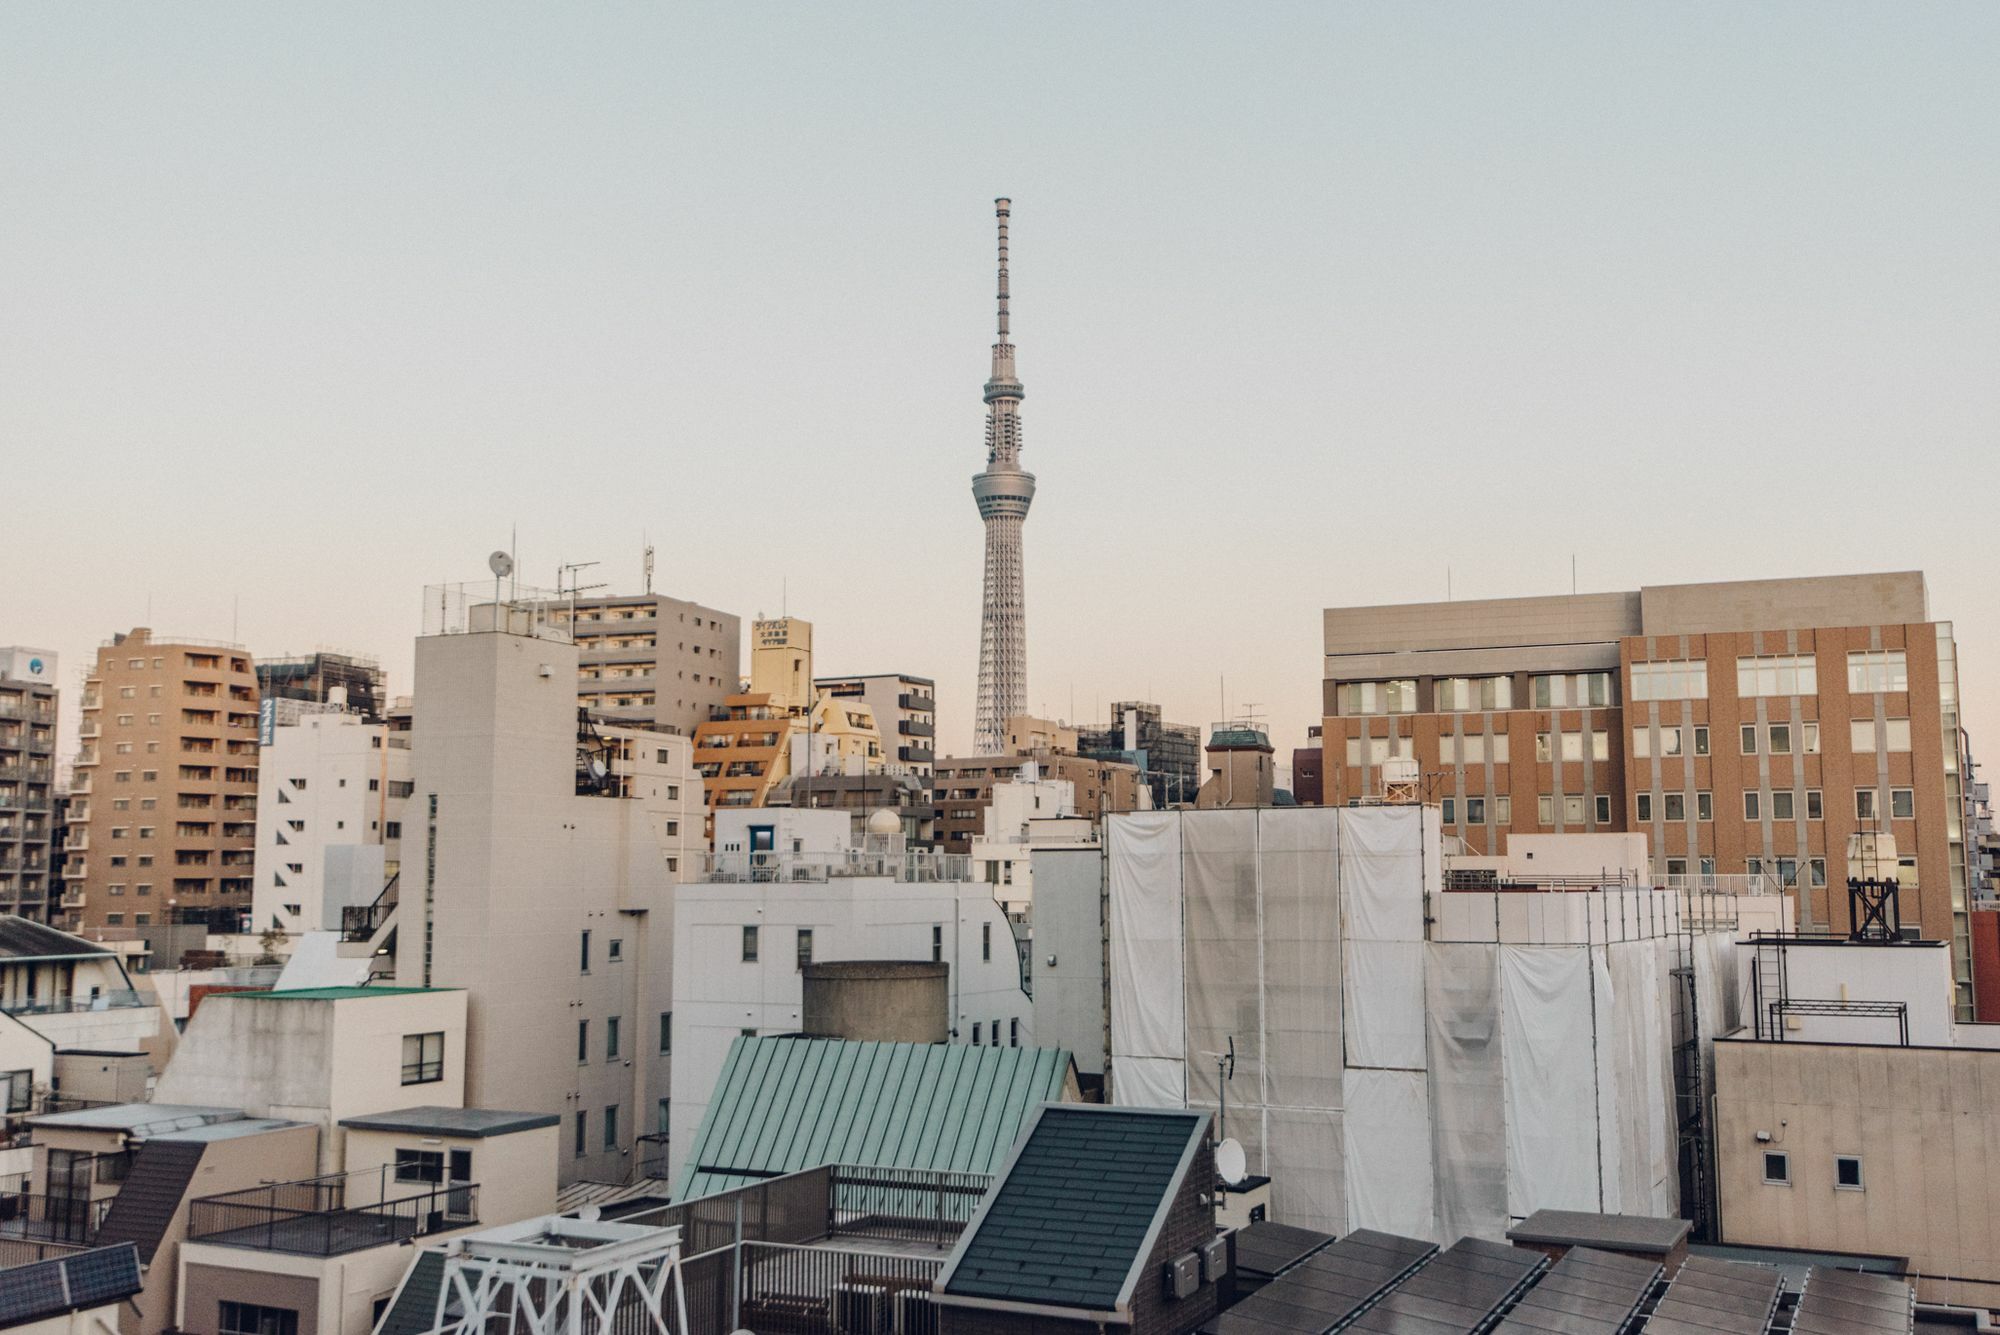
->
[[936, 1103, 1206, 1318], [0, 918, 114, 962], [673, 1036, 1074, 1201], [376, 1249, 446, 1335]]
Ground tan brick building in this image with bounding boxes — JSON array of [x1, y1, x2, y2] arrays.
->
[[65, 629, 260, 937], [1320, 573, 1981, 1014]]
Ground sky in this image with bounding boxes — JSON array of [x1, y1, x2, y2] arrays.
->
[[4, 4, 1996, 767]]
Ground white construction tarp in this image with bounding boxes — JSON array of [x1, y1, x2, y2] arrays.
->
[[1501, 945, 1603, 1217], [1339, 805, 1428, 1072], [1344, 1068, 1435, 1239], [1343, 941, 1427, 1070], [1590, 951, 1623, 1214], [1608, 938, 1676, 1215], [1427, 943, 1508, 1242], [1256, 809, 1342, 1113], [1108, 812, 1185, 1103]]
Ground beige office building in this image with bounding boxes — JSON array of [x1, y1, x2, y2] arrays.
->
[[543, 593, 740, 738], [66, 630, 260, 938]]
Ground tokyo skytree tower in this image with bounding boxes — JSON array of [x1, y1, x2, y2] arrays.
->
[[972, 198, 1034, 755]]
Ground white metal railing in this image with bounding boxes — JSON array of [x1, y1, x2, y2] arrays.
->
[[699, 849, 971, 884]]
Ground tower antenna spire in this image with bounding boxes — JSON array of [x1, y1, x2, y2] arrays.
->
[[971, 197, 1035, 754], [995, 197, 1010, 341]]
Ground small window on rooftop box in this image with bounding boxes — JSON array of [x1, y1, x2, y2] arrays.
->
[[1763, 1151, 1789, 1185], [1835, 1155, 1863, 1190]]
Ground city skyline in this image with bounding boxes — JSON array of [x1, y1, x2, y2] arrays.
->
[[4, 5, 1996, 764]]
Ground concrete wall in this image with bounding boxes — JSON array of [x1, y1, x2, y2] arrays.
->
[[341, 1123, 557, 1234], [1640, 572, 1927, 638], [1715, 1037, 2000, 1306], [1029, 847, 1106, 1078], [250, 712, 409, 936]]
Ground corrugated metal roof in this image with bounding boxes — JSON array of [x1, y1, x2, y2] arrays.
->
[[672, 1036, 1073, 1202]]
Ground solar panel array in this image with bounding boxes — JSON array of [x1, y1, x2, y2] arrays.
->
[[1233, 1221, 1339, 1290], [1642, 1255, 1782, 1335], [1792, 1267, 1915, 1335], [0, 1243, 142, 1328], [1202, 1229, 1437, 1335], [1340, 1235, 1547, 1333], [1493, 1245, 1662, 1334]]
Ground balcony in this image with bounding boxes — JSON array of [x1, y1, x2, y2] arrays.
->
[[699, 849, 969, 884], [899, 719, 935, 738], [187, 1167, 477, 1257], [0, 990, 149, 1019], [898, 694, 936, 714]]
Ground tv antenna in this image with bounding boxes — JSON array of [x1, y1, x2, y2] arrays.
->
[[558, 560, 607, 633], [1199, 1036, 1236, 1143]]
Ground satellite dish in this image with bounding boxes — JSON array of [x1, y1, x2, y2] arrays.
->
[[578, 1204, 602, 1223], [488, 550, 515, 578], [1215, 1137, 1247, 1187], [587, 758, 609, 781]]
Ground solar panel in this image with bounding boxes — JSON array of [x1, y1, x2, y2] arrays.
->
[[62, 1243, 143, 1307], [1493, 1245, 1662, 1334], [1203, 1230, 1438, 1335], [0, 1259, 69, 1326], [1792, 1266, 1914, 1335], [1643, 1256, 1781, 1335], [1341, 1236, 1546, 1334]]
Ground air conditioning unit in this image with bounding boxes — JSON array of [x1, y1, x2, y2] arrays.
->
[[893, 1289, 937, 1335], [833, 1283, 889, 1334], [1164, 1252, 1200, 1300], [1198, 1234, 1229, 1284]]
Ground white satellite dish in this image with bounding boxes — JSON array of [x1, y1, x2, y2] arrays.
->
[[488, 550, 515, 578], [1215, 1137, 1247, 1187], [578, 1204, 602, 1223]]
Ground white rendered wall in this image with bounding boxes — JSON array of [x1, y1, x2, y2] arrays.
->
[[668, 875, 1032, 1186], [1755, 939, 1956, 1046], [251, 713, 408, 935]]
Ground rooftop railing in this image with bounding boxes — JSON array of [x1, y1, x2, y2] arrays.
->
[[0, 991, 150, 1018], [699, 849, 970, 885], [187, 1166, 477, 1257]]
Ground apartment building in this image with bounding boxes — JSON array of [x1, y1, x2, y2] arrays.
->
[[255, 650, 386, 724], [1077, 700, 1201, 808], [1320, 572, 1983, 1014], [541, 593, 740, 738], [249, 704, 411, 936], [815, 673, 936, 778], [66, 631, 260, 937], [0, 649, 59, 922], [932, 747, 1146, 855]]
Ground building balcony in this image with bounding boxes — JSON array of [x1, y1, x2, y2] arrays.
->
[[187, 1167, 478, 1257], [0, 990, 149, 1019], [899, 694, 936, 714], [899, 720, 935, 738], [698, 849, 970, 884]]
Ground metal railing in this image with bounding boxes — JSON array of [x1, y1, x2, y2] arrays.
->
[[827, 1165, 990, 1249], [0, 1194, 113, 1246], [187, 1166, 477, 1256], [341, 873, 399, 942], [699, 850, 971, 884], [0, 990, 149, 1018], [736, 1241, 944, 1334]]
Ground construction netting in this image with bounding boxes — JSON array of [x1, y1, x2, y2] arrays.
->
[[1108, 805, 1706, 1241]]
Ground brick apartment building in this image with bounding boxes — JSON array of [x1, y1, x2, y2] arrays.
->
[[1318, 572, 1982, 1015]]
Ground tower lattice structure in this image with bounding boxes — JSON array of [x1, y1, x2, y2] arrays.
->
[[972, 198, 1034, 755]]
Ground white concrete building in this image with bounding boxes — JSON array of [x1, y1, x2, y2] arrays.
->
[[966, 770, 1091, 918], [814, 673, 937, 778], [669, 808, 1032, 1186], [251, 704, 411, 936], [398, 608, 682, 1187]]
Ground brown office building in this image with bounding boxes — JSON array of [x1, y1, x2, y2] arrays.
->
[[65, 630, 260, 936], [1320, 573, 1983, 1015]]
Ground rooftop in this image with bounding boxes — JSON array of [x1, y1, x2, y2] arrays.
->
[[938, 1104, 1205, 1316], [340, 1107, 559, 1139], [28, 1104, 239, 1136], [1506, 1207, 1693, 1256], [241, 986, 459, 1002], [0, 918, 113, 962]]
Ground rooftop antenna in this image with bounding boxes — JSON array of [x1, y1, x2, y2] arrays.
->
[[558, 560, 607, 635], [1199, 1037, 1236, 1142], [642, 539, 655, 596], [1571, 553, 1577, 596]]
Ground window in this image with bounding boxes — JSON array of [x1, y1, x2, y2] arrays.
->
[[1806, 790, 1823, 820], [577, 1020, 589, 1063], [1537, 795, 1554, 825], [1562, 734, 1584, 763], [980, 922, 991, 962], [1763, 1151, 1790, 1185], [4, 1070, 32, 1114], [657, 1099, 671, 1135], [1768, 725, 1792, 755], [1802, 723, 1819, 754], [1435, 677, 1512, 711], [1835, 1154, 1864, 1191], [1744, 792, 1761, 820], [394, 1149, 445, 1184], [1010, 1018, 1020, 1047], [1847, 650, 1907, 694], [1535, 734, 1552, 763], [1591, 731, 1609, 762], [1594, 795, 1611, 824], [1630, 660, 1708, 701], [574, 1110, 587, 1157], [1809, 858, 1827, 887], [1891, 788, 1914, 819], [608, 938, 623, 962], [1495, 796, 1510, 824], [1664, 793, 1686, 822], [1740, 725, 1757, 755], [1665, 858, 1688, 877], [972, 1022, 982, 1045], [1465, 797, 1486, 824], [1772, 791, 1795, 821], [605, 1016, 621, 1060], [1339, 680, 1417, 715], [741, 925, 758, 962], [580, 930, 591, 972], [1440, 798, 1456, 825], [932, 924, 943, 963], [797, 928, 814, 970], [659, 1011, 672, 1053], [220, 1302, 298, 1335], [1737, 654, 1818, 697], [400, 1032, 444, 1085], [1856, 789, 1878, 820], [1692, 726, 1710, 756], [1636, 794, 1654, 822], [1563, 795, 1585, 825], [603, 1105, 619, 1151]]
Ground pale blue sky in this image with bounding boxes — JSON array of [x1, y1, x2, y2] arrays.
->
[[5, 5, 1996, 762]]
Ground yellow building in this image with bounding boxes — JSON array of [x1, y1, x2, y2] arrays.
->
[[750, 616, 814, 711], [692, 690, 884, 814]]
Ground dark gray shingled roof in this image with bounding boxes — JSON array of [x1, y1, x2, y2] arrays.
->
[[338, 1106, 560, 1139], [0, 917, 113, 961], [938, 1104, 1205, 1314], [93, 1140, 205, 1264]]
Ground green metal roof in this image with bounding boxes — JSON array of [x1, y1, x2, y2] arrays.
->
[[241, 986, 460, 1001], [672, 1036, 1074, 1202]]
